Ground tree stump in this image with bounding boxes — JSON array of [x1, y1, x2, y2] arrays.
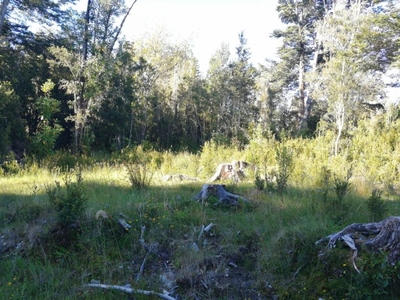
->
[[208, 160, 254, 183], [316, 216, 400, 268], [193, 184, 249, 206]]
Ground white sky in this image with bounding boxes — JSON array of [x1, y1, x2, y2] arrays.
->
[[75, 0, 284, 74], [125, 0, 283, 73]]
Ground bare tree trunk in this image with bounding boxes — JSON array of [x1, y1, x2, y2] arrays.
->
[[298, 56, 307, 131], [73, 0, 91, 153], [109, 0, 138, 55], [0, 0, 9, 33], [296, 3, 309, 133]]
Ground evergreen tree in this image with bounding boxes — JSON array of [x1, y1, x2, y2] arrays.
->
[[272, 0, 326, 135], [207, 33, 257, 144]]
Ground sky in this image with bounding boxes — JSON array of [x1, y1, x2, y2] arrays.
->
[[117, 0, 284, 74]]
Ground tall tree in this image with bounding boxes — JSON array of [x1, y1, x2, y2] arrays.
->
[[207, 33, 257, 144], [227, 32, 258, 142], [49, 0, 138, 152], [89, 42, 137, 151], [207, 43, 231, 140], [0, 0, 74, 40], [308, 1, 400, 155], [273, 0, 325, 134], [131, 29, 199, 149], [0, 82, 26, 161]]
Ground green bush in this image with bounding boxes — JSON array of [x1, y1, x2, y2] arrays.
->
[[123, 145, 161, 189], [46, 170, 88, 227], [1, 158, 20, 176], [275, 143, 292, 193], [366, 189, 387, 222]]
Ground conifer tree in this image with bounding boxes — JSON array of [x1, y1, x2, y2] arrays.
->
[[272, 0, 325, 135]]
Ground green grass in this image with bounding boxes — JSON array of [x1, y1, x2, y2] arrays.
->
[[1, 161, 400, 299]]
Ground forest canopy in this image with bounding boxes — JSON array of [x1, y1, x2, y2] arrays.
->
[[0, 0, 400, 162]]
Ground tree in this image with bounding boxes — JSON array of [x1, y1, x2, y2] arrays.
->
[[0, 81, 26, 161], [207, 33, 257, 144], [207, 43, 231, 141], [308, 2, 400, 155], [227, 32, 258, 143], [49, 0, 138, 152], [0, 0, 75, 44], [173, 62, 209, 151], [131, 29, 200, 150], [254, 62, 284, 135], [273, 0, 326, 134], [89, 42, 137, 151], [30, 80, 63, 158]]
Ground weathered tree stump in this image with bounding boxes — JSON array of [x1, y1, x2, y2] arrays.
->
[[193, 184, 249, 206], [316, 216, 400, 269], [208, 160, 254, 183]]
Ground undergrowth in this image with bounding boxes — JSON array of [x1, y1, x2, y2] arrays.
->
[[1, 143, 400, 299]]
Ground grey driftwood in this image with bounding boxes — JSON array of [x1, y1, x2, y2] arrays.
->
[[316, 216, 400, 270]]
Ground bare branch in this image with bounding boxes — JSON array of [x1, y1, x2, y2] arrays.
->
[[109, 0, 138, 54], [86, 283, 177, 300]]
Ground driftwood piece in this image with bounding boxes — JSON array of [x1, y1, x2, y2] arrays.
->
[[86, 283, 176, 300], [316, 216, 400, 267], [193, 184, 249, 206], [208, 160, 254, 182]]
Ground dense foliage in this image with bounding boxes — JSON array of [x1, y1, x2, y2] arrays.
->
[[0, 0, 398, 162], [1, 1, 400, 298]]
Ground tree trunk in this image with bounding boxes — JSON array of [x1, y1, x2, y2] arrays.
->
[[74, 0, 91, 153], [298, 56, 307, 131], [0, 0, 9, 34], [296, 2, 309, 133], [109, 0, 138, 55]]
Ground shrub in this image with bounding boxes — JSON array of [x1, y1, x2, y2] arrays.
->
[[366, 189, 387, 222], [275, 144, 292, 193], [316, 166, 331, 203], [46, 170, 88, 227], [123, 145, 160, 189], [333, 175, 351, 207], [254, 175, 265, 191], [1, 158, 20, 176]]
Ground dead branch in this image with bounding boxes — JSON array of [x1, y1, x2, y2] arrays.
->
[[118, 219, 132, 231], [86, 283, 176, 300], [109, 0, 138, 54], [198, 223, 215, 240], [316, 216, 400, 267], [193, 184, 249, 206], [137, 225, 158, 282]]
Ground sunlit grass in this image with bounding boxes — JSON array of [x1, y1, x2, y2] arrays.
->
[[1, 152, 400, 299]]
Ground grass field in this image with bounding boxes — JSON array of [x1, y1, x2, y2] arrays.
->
[[1, 157, 400, 299]]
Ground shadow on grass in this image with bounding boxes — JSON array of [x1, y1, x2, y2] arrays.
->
[[1, 180, 400, 299]]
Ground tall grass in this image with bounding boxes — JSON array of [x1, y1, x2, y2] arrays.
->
[[1, 132, 400, 299]]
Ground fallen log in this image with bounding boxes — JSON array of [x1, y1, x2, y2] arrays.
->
[[316, 216, 400, 269], [193, 184, 249, 206]]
